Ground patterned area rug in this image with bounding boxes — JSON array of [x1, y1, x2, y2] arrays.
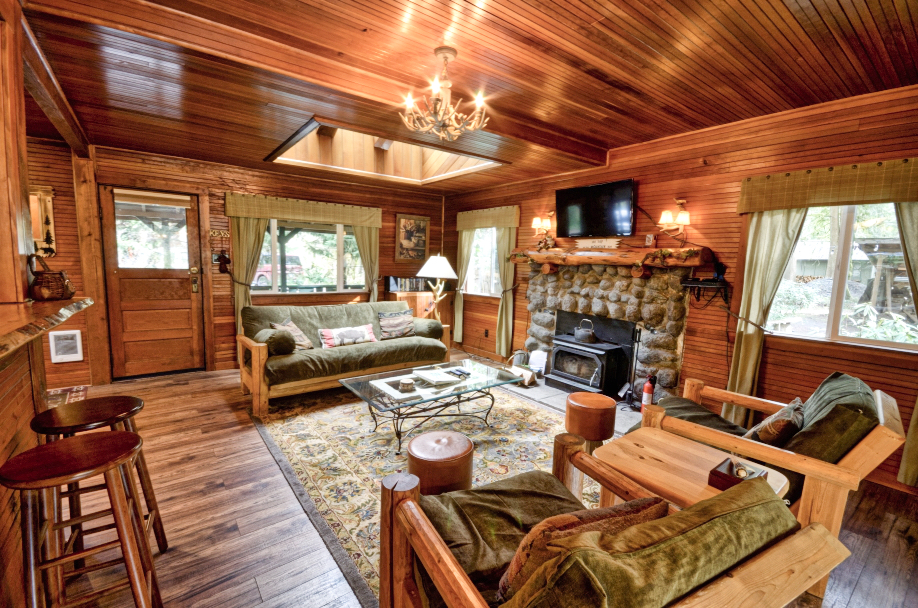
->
[[256, 386, 602, 605]]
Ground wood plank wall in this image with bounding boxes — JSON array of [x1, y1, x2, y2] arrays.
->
[[26, 141, 445, 379], [446, 85, 918, 490], [0, 348, 38, 608], [26, 140, 91, 389]]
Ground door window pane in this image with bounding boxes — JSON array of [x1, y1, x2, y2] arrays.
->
[[768, 207, 844, 337], [115, 202, 188, 269], [464, 228, 501, 296], [343, 226, 365, 289], [839, 204, 918, 345]]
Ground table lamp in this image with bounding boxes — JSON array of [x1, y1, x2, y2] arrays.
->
[[416, 254, 457, 322]]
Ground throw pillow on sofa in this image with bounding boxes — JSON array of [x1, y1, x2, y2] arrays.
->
[[318, 324, 377, 348], [270, 319, 314, 349], [378, 308, 416, 339], [253, 328, 296, 356], [743, 397, 804, 446], [497, 497, 668, 602]]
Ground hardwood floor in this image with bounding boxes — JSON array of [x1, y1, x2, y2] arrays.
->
[[51, 368, 915, 607]]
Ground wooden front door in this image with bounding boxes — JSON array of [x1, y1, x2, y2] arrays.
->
[[100, 186, 205, 378]]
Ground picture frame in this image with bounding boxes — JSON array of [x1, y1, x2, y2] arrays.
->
[[395, 214, 430, 263], [48, 330, 84, 363]]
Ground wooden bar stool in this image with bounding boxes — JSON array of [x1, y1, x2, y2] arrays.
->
[[30, 396, 168, 556], [0, 432, 162, 608], [565, 392, 617, 454]]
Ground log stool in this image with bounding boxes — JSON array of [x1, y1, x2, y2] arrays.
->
[[565, 392, 617, 454], [0, 432, 162, 608], [30, 396, 168, 558], [406, 431, 474, 495]]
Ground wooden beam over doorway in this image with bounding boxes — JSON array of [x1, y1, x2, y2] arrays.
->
[[21, 17, 90, 158]]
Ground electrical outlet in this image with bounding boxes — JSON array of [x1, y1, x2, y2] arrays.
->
[[645, 234, 656, 247], [484, 329, 489, 338]]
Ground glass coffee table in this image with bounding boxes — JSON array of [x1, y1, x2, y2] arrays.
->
[[340, 359, 522, 452]]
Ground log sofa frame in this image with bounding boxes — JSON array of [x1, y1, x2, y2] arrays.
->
[[638, 378, 905, 597], [379, 433, 850, 608], [236, 334, 446, 418]]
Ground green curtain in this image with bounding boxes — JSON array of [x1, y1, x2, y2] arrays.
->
[[452, 230, 476, 343], [230, 216, 269, 333], [723, 208, 808, 426], [495, 227, 517, 358], [352, 225, 379, 302], [895, 202, 918, 486]]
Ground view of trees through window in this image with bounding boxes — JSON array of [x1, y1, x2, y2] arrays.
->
[[252, 221, 364, 293], [463, 227, 501, 296], [115, 202, 189, 269], [767, 203, 917, 346]]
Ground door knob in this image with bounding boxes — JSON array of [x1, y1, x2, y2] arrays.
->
[[189, 267, 199, 274]]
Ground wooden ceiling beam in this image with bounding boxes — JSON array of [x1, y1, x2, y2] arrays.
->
[[20, 16, 90, 157], [263, 117, 318, 162], [315, 125, 338, 138], [374, 138, 393, 151]]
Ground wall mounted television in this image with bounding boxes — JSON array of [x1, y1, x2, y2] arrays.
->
[[555, 179, 635, 238]]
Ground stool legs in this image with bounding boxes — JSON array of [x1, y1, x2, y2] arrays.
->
[[41, 486, 65, 608], [105, 465, 154, 608], [121, 460, 164, 608], [124, 417, 168, 553], [21, 490, 41, 608]]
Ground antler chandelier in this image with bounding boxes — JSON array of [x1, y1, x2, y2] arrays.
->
[[400, 46, 488, 142]]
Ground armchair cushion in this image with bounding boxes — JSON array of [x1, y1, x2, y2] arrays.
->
[[743, 397, 804, 446], [497, 497, 668, 602], [417, 470, 586, 607], [626, 396, 749, 436], [500, 477, 799, 608]]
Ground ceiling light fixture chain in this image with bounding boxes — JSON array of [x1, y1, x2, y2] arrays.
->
[[400, 46, 487, 142]]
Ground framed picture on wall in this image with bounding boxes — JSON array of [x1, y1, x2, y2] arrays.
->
[[48, 330, 84, 363], [395, 214, 430, 262]]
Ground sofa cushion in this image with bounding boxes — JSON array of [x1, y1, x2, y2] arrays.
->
[[242, 301, 412, 346], [499, 477, 799, 608], [743, 397, 804, 446], [379, 309, 416, 339], [269, 319, 314, 349], [263, 336, 446, 386], [417, 470, 586, 608], [413, 317, 444, 340], [254, 328, 296, 356], [497, 497, 668, 602], [317, 324, 377, 348], [626, 396, 748, 436]]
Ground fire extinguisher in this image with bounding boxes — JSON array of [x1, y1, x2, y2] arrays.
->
[[641, 374, 654, 412]]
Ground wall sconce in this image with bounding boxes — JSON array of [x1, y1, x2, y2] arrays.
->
[[531, 212, 555, 251], [658, 198, 691, 236]]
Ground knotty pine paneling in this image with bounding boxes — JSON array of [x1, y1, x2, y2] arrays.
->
[[26, 140, 91, 389], [0, 348, 38, 608], [447, 86, 918, 486]]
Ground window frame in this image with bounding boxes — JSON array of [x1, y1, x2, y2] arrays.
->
[[461, 227, 503, 298], [771, 203, 918, 352], [253, 219, 366, 294]]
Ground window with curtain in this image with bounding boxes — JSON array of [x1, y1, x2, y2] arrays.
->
[[462, 227, 501, 297], [767, 203, 917, 348], [251, 219, 365, 293]]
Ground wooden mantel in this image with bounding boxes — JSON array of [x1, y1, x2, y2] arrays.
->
[[0, 297, 94, 360], [510, 247, 712, 269]]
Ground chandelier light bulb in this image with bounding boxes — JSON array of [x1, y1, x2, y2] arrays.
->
[[405, 94, 414, 110], [431, 77, 441, 95], [475, 91, 485, 108]]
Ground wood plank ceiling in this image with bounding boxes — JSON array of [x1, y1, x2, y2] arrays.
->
[[22, 0, 918, 193]]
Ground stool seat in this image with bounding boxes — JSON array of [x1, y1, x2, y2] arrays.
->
[[407, 431, 474, 495], [565, 392, 617, 454], [0, 432, 142, 490], [31, 396, 144, 435]]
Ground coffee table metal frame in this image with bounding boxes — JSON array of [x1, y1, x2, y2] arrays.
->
[[340, 359, 522, 453]]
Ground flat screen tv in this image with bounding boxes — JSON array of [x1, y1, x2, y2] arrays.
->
[[555, 179, 635, 238]]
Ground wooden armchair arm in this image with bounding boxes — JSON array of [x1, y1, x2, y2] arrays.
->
[[644, 405, 860, 490], [684, 378, 786, 416]]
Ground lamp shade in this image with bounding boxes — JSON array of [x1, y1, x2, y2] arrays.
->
[[541, 218, 552, 231], [659, 210, 674, 225], [417, 254, 458, 280], [531, 217, 542, 229], [675, 210, 691, 225]]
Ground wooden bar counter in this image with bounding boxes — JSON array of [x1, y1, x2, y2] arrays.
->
[[0, 297, 93, 606]]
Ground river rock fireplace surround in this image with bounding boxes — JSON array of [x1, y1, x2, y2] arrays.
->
[[522, 257, 697, 401]]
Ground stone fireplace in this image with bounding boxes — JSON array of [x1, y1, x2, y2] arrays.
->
[[524, 262, 691, 400]]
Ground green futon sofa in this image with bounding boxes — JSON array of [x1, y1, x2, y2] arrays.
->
[[237, 301, 447, 416]]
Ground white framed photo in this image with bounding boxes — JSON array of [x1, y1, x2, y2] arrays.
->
[[48, 330, 83, 363]]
